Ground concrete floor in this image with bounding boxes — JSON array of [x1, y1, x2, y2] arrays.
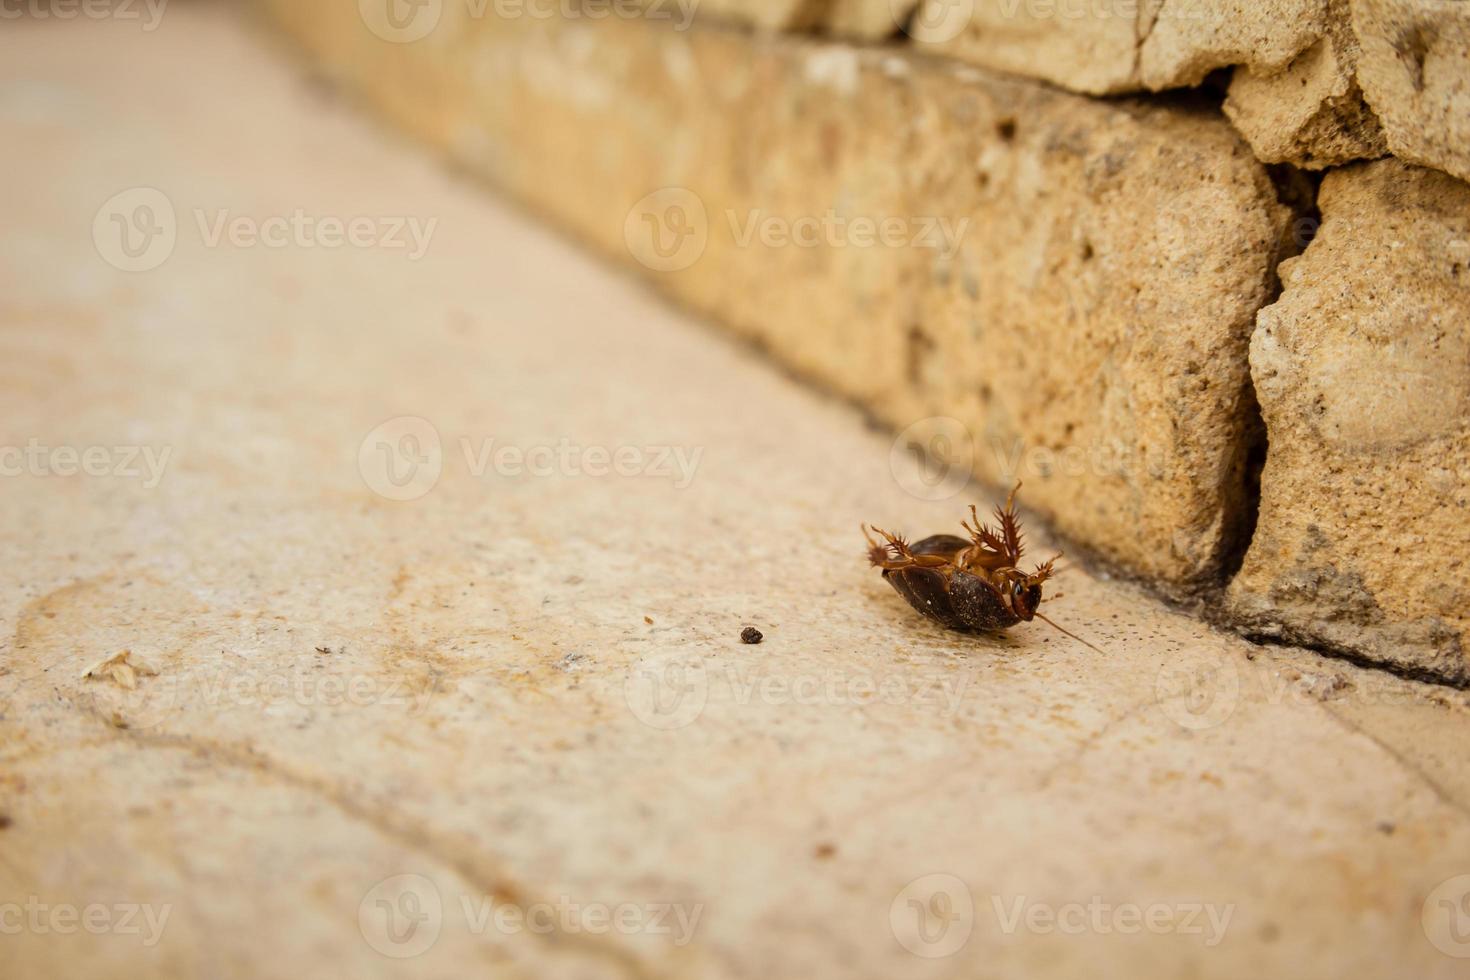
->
[[3, 6, 1470, 978]]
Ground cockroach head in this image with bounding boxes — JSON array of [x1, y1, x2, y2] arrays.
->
[[1011, 553, 1061, 621]]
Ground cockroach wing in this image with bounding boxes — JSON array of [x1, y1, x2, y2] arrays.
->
[[882, 566, 968, 629], [909, 534, 970, 561]]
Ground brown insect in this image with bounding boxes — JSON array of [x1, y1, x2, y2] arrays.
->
[[862, 483, 1102, 652]]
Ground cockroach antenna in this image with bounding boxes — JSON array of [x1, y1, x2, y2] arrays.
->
[[1032, 611, 1107, 655]]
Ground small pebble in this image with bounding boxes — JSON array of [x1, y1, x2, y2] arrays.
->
[[740, 627, 763, 644]]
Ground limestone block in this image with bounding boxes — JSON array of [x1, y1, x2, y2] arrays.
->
[[1225, 0, 1388, 169], [905, 0, 1326, 95], [1353, 0, 1470, 184], [1227, 159, 1470, 683]]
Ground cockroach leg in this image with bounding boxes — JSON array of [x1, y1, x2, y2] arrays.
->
[[862, 524, 950, 571]]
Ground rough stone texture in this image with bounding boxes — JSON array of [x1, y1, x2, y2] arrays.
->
[[1227, 159, 1470, 684], [258, 1, 1289, 589], [610, 0, 1469, 182], [866, 0, 1468, 182], [1353, 0, 1470, 184], [1224, 0, 1389, 169], [906, 0, 1327, 95], [8, 10, 1470, 979]]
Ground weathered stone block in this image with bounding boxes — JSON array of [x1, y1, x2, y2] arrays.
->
[[261, 3, 1288, 587], [905, 0, 1327, 95], [1224, 0, 1388, 170], [606, 0, 1469, 183], [1353, 0, 1470, 184], [1227, 159, 1470, 683]]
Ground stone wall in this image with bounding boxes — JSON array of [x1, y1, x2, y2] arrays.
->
[[258, 1, 1470, 684]]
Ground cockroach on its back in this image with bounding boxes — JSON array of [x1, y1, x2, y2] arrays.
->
[[863, 483, 1103, 652]]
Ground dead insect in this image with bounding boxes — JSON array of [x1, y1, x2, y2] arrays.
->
[[862, 483, 1102, 653]]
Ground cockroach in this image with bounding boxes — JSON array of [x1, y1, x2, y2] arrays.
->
[[862, 483, 1103, 653]]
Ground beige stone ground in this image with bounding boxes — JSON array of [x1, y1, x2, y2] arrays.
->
[[3, 6, 1470, 979]]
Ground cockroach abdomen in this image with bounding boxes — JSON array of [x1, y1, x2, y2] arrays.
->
[[883, 566, 967, 629], [948, 571, 1022, 631]]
